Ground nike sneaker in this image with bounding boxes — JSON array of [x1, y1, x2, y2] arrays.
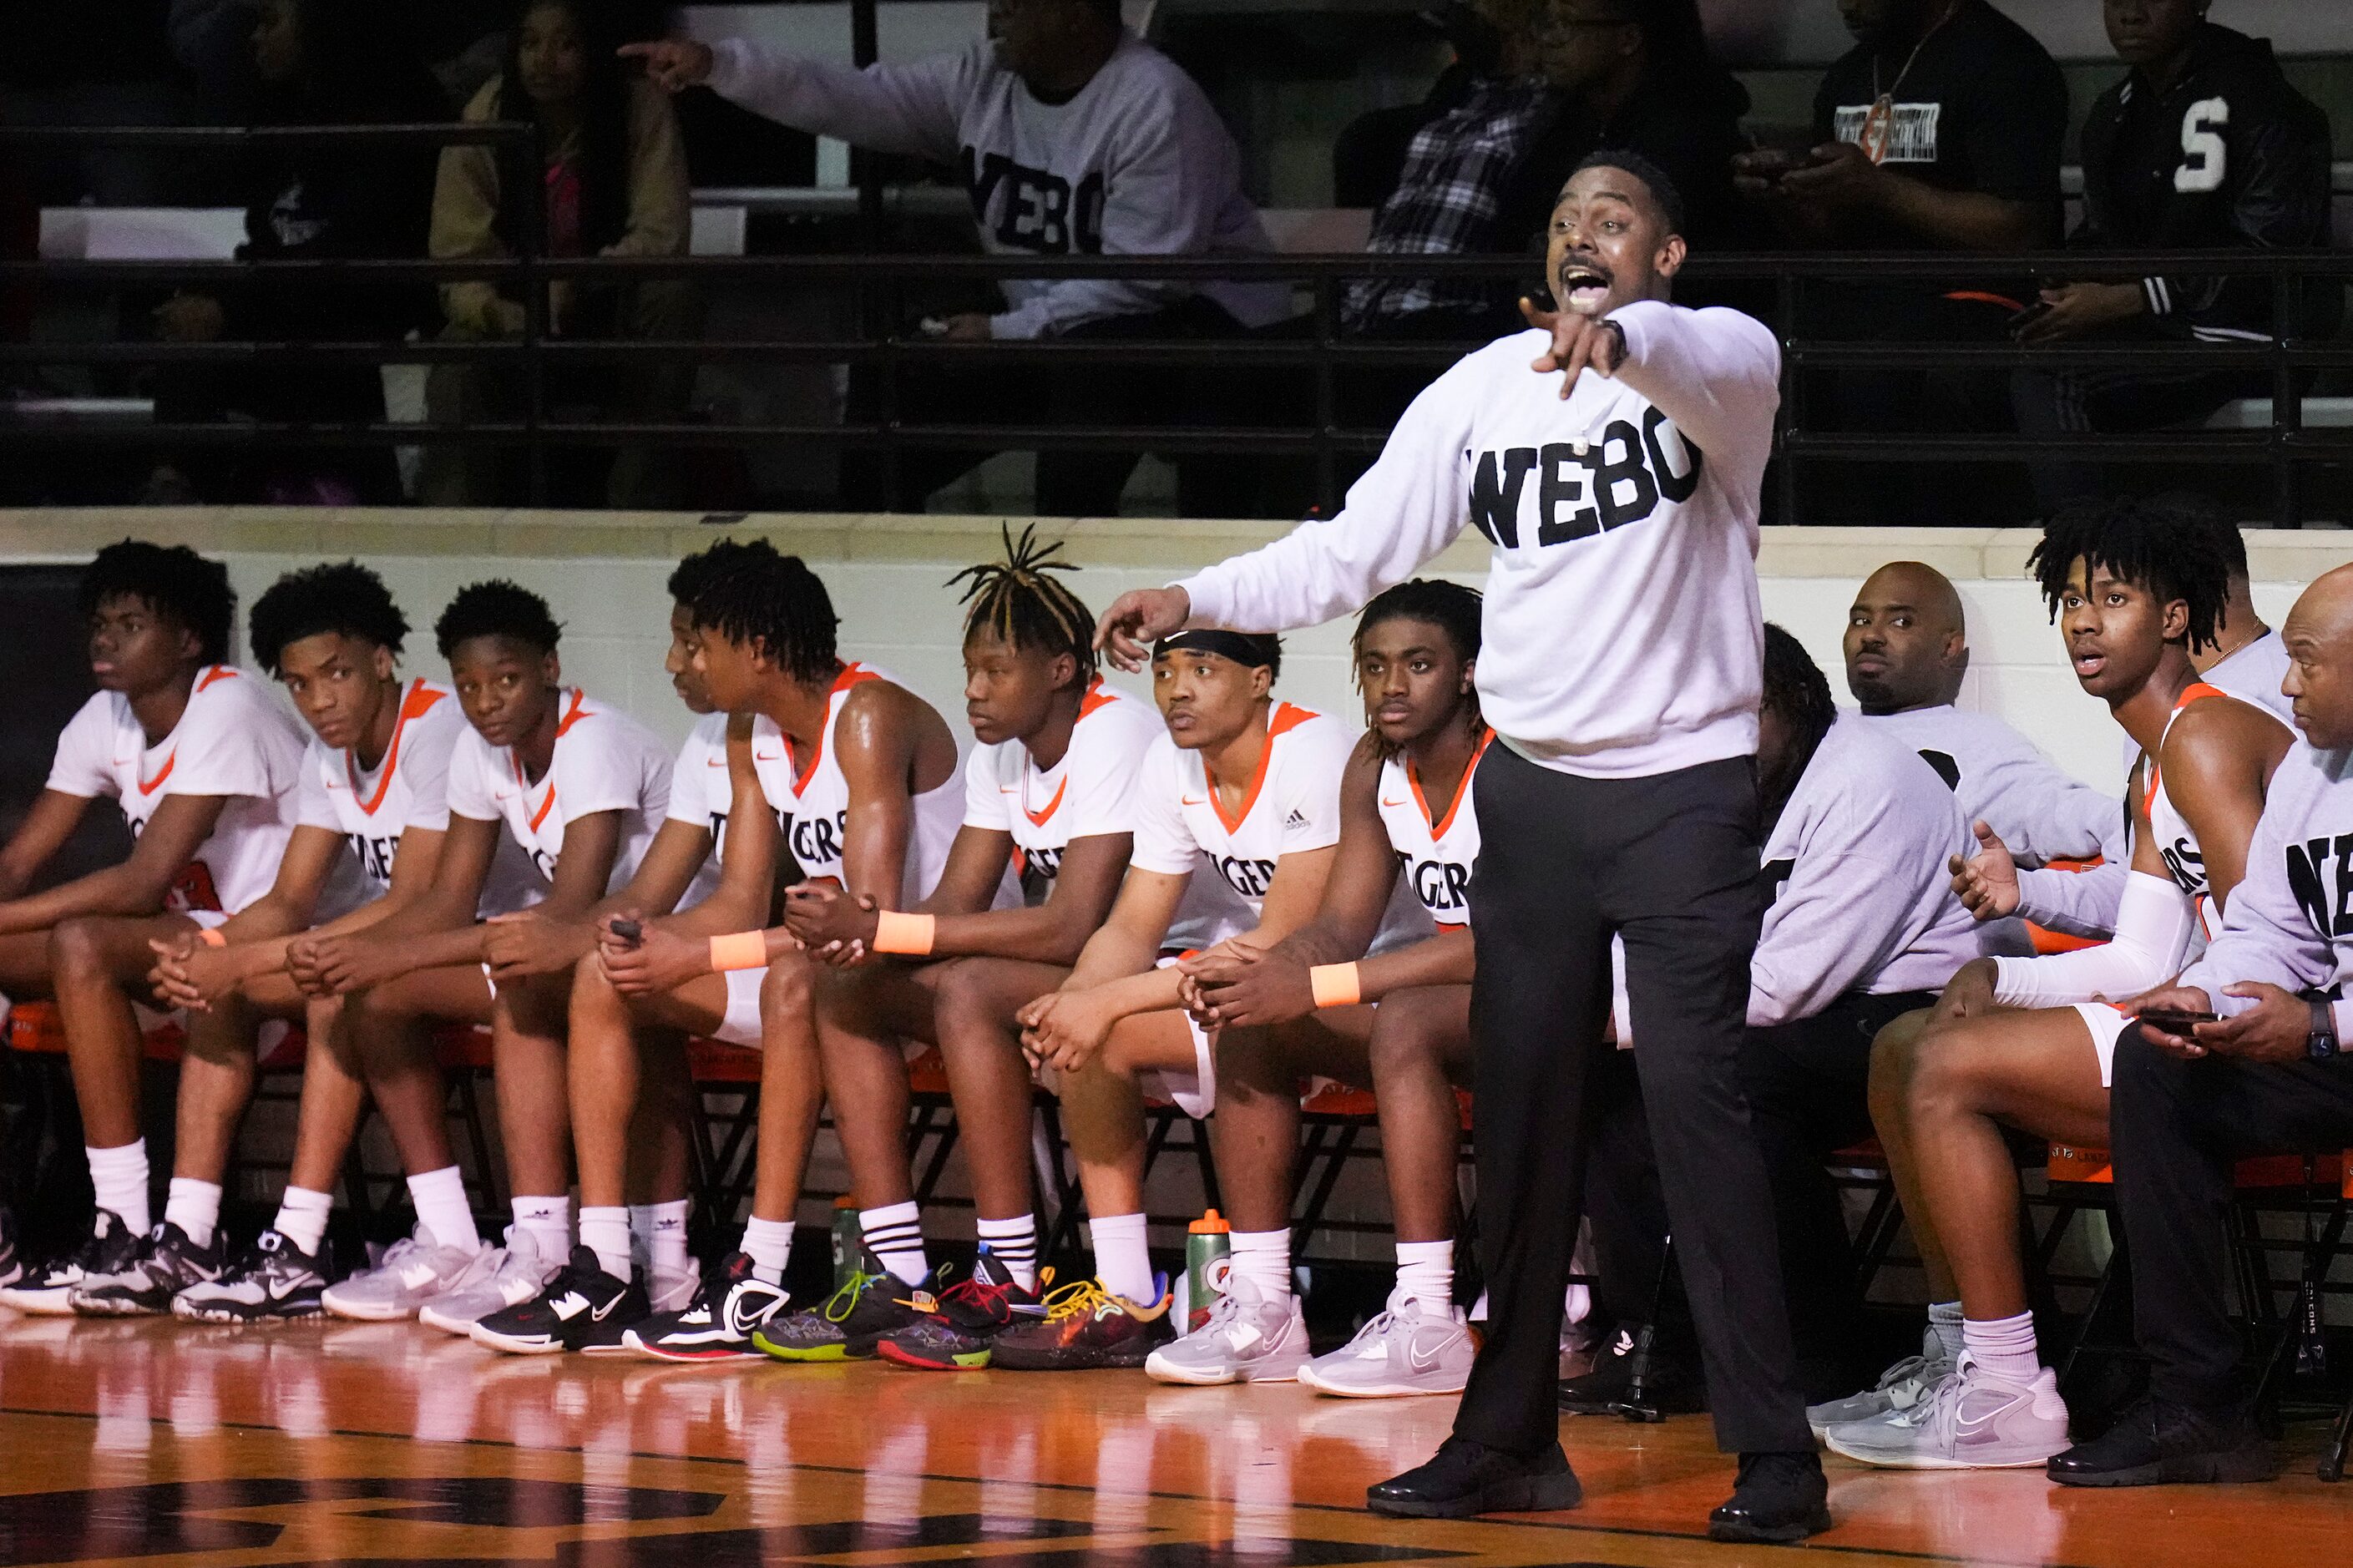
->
[[751, 1247, 937, 1363], [70, 1221, 226, 1316], [992, 1276, 1176, 1372], [1824, 1353, 2071, 1469], [471, 1246, 649, 1354], [172, 1229, 330, 1323], [627, 1252, 789, 1362], [574, 1255, 696, 1355], [1298, 1287, 1475, 1398], [417, 1230, 561, 1334], [1145, 1273, 1311, 1385], [323, 1227, 491, 1322], [1808, 1325, 1954, 1437], [877, 1252, 1050, 1370], [0, 1210, 141, 1315]]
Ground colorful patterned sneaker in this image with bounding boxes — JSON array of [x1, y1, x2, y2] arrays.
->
[[322, 1227, 490, 1322], [751, 1247, 937, 1363], [1824, 1353, 2072, 1469], [471, 1246, 649, 1355], [1145, 1273, 1312, 1386], [0, 1211, 142, 1316], [1298, 1287, 1475, 1398], [70, 1222, 227, 1317], [172, 1229, 330, 1323], [417, 1230, 561, 1334], [1808, 1326, 1954, 1437], [990, 1276, 1176, 1372], [877, 1252, 1050, 1370], [0, 1206, 20, 1289], [627, 1252, 789, 1362]]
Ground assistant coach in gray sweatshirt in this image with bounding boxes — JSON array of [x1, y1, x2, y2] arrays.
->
[[1096, 151, 1827, 1544]]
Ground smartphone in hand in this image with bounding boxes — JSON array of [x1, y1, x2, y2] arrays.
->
[[607, 918, 644, 948], [2136, 1007, 2218, 1034]]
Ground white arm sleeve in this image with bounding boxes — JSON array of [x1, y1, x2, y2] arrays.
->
[[2016, 859, 2128, 939], [1991, 870, 2195, 1007]]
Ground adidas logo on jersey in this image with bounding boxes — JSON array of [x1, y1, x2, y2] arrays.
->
[[1284, 809, 1308, 829]]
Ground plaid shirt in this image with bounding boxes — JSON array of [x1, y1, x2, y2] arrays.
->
[[1344, 77, 1560, 332]]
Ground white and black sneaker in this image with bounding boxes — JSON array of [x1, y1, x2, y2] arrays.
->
[[173, 1229, 330, 1323], [627, 1252, 788, 1362], [72, 1222, 227, 1317], [470, 1246, 648, 1354], [0, 1210, 142, 1316]]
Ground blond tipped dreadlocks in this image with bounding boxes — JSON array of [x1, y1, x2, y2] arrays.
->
[[947, 524, 1098, 691]]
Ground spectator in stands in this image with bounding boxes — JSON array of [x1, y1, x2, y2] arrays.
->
[[144, 0, 445, 505], [1735, 0, 2067, 524], [625, 3, 1290, 518], [423, 0, 694, 510], [2011, 0, 2339, 506]]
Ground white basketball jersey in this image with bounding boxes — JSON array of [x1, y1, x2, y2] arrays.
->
[[1376, 728, 1493, 929], [296, 679, 463, 892], [964, 678, 1158, 903], [751, 662, 961, 902], [440, 687, 672, 902], [662, 711, 743, 911], [2143, 681, 2285, 938], [45, 665, 310, 915]]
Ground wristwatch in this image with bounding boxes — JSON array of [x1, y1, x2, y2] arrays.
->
[[2307, 999, 2339, 1062]]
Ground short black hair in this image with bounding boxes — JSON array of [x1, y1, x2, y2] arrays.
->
[[949, 524, 1098, 690], [433, 579, 563, 659], [1569, 149, 1688, 236], [2027, 496, 2234, 654], [666, 538, 771, 609], [1356, 579, 1485, 756], [686, 539, 841, 685], [79, 539, 235, 666], [249, 561, 409, 676]]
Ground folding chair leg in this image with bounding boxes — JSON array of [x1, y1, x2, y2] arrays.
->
[[1612, 1234, 1675, 1424], [2321, 1392, 2353, 1483]]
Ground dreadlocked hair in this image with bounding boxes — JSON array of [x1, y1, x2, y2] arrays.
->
[[80, 539, 235, 666], [666, 537, 774, 608], [686, 539, 840, 685], [250, 561, 408, 676], [948, 524, 1098, 690], [434, 579, 562, 659], [2027, 495, 2233, 654], [1760, 624, 1835, 814], [1354, 579, 1485, 759]]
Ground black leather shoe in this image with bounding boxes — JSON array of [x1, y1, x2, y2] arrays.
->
[[1368, 1437, 1582, 1519], [2047, 1396, 2275, 1488], [1708, 1451, 1830, 1545]]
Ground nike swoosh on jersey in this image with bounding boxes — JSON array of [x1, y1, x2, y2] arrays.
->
[[1381, 798, 1409, 807], [1182, 797, 1207, 807]]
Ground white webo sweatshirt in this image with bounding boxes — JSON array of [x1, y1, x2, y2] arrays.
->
[[706, 33, 1288, 339], [1181, 301, 1780, 779]]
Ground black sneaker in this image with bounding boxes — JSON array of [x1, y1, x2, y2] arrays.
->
[[989, 1276, 1176, 1372], [1557, 1324, 1705, 1415], [1708, 1451, 1830, 1544], [878, 1252, 1051, 1370], [752, 1246, 939, 1363], [2047, 1396, 2276, 1488], [0, 1210, 141, 1315], [172, 1229, 330, 1323], [71, 1221, 227, 1317], [628, 1252, 790, 1362], [0, 1206, 19, 1288], [468, 1246, 647, 1354], [1368, 1437, 1582, 1519]]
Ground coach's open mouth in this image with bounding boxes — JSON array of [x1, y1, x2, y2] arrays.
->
[[1556, 265, 1612, 315]]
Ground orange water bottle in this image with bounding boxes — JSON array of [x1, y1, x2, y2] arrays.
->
[[1185, 1209, 1232, 1332]]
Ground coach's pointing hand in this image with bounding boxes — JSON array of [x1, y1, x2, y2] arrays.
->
[[1095, 586, 1191, 674], [620, 39, 715, 92], [1520, 296, 1627, 397]]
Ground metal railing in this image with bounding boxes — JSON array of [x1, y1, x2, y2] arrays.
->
[[3, 122, 2350, 521]]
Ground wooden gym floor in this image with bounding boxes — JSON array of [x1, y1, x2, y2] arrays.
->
[[0, 1315, 2346, 1567]]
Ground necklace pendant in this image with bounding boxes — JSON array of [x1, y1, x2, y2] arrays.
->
[[1860, 94, 1895, 165]]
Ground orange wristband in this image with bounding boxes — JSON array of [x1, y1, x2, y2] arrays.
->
[[708, 931, 767, 972], [1308, 963, 1361, 1009], [197, 928, 228, 948], [872, 911, 936, 956]]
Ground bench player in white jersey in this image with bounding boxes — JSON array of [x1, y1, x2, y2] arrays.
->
[[1819, 501, 2291, 1470], [0, 544, 308, 1312], [1180, 580, 1486, 1394], [1000, 630, 1359, 1374]]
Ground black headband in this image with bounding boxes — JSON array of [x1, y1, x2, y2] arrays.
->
[[1154, 630, 1279, 669]]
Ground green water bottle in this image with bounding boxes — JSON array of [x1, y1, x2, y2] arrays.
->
[[1185, 1209, 1232, 1333], [831, 1196, 862, 1289]]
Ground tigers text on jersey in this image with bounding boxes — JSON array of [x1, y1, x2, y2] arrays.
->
[[964, 679, 1158, 903], [46, 665, 316, 916], [296, 679, 465, 895], [750, 663, 962, 902], [1377, 728, 1493, 928], [439, 688, 672, 900]]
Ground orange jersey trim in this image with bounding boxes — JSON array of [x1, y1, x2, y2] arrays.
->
[[1210, 701, 1316, 837], [347, 680, 446, 817], [2143, 682, 2228, 820], [193, 665, 239, 693], [1406, 727, 1494, 840], [782, 664, 885, 799]]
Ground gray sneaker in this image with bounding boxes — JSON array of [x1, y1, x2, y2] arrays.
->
[[1824, 1353, 2072, 1469], [1808, 1327, 1954, 1437], [1143, 1274, 1311, 1386], [417, 1229, 562, 1334], [321, 1228, 490, 1322], [1298, 1288, 1473, 1398]]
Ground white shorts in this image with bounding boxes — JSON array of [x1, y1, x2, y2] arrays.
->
[[1148, 953, 1217, 1119], [187, 909, 229, 931], [712, 966, 765, 1047], [2072, 1001, 2135, 1089]]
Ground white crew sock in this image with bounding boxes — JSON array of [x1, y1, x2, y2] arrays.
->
[[407, 1166, 480, 1252], [635, 1200, 691, 1277], [975, 1211, 1040, 1292], [1394, 1238, 1453, 1313], [1230, 1228, 1291, 1300], [860, 1200, 929, 1286], [510, 1194, 571, 1261], [1962, 1309, 2042, 1386], [87, 1140, 151, 1235], [579, 1206, 633, 1281], [272, 1186, 334, 1257], [164, 1176, 222, 1249], [741, 1216, 795, 1285], [1089, 1212, 1156, 1306], [1928, 1300, 1966, 1359]]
